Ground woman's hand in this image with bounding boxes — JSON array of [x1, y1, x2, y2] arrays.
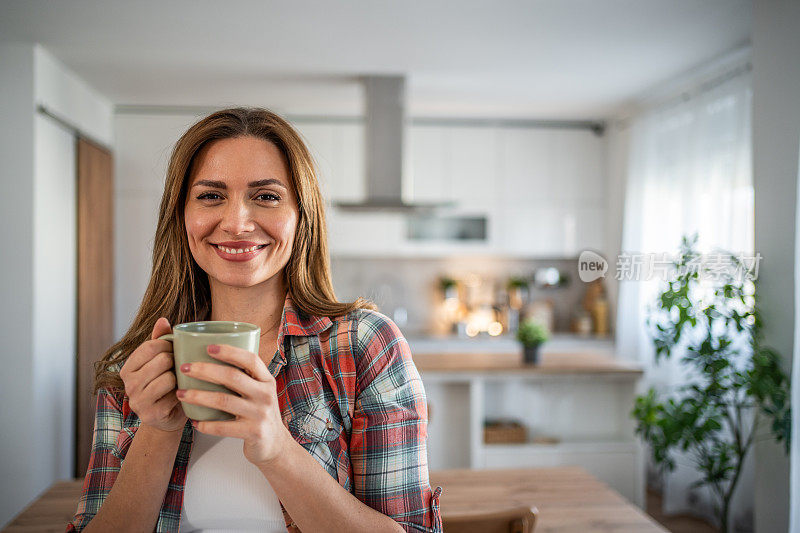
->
[[119, 317, 188, 433], [176, 344, 291, 467]]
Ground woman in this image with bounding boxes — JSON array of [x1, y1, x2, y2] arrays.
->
[[67, 108, 442, 533]]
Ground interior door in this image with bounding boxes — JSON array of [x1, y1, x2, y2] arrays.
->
[[76, 137, 114, 478]]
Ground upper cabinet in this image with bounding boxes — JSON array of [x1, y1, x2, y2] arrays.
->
[[296, 120, 606, 258], [294, 121, 364, 203]]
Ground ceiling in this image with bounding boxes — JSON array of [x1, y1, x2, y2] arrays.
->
[[0, 0, 751, 119]]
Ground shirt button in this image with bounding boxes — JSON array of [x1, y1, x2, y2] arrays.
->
[[326, 419, 334, 430]]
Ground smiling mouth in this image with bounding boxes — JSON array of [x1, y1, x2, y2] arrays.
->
[[212, 243, 268, 254]]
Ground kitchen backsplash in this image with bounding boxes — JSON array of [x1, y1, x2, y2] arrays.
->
[[330, 255, 612, 337]]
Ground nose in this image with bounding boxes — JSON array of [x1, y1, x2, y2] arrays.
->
[[218, 198, 256, 236]]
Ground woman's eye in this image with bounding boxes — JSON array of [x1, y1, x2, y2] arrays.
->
[[195, 192, 280, 202], [197, 192, 222, 200], [256, 193, 280, 202]]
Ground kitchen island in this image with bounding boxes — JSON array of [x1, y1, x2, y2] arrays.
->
[[409, 337, 646, 509]]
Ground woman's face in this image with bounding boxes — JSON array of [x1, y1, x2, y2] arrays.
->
[[184, 135, 299, 291]]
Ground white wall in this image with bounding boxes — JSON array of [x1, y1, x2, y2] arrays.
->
[[32, 113, 77, 489], [752, 1, 800, 532], [603, 114, 632, 338], [794, 132, 800, 533], [34, 47, 113, 145], [113, 112, 204, 338], [0, 42, 37, 530], [0, 43, 113, 528]]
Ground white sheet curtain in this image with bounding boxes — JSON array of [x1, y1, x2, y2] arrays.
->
[[615, 58, 754, 522], [617, 62, 753, 388]]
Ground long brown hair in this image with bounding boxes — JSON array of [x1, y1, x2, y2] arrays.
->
[[94, 107, 375, 396]]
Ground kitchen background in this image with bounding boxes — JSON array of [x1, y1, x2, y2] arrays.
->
[[2, 1, 799, 532], [115, 113, 619, 342]]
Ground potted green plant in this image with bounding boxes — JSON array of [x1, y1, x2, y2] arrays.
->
[[631, 234, 791, 533], [439, 276, 458, 300], [507, 276, 530, 310], [516, 319, 549, 365]]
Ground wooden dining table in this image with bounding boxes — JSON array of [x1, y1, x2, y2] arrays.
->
[[3, 466, 665, 532], [430, 466, 666, 532]]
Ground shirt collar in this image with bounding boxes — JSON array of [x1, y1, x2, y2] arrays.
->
[[275, 292, 333, 359]]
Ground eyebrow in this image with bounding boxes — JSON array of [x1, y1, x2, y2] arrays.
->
[[191, 179, 287, 190]]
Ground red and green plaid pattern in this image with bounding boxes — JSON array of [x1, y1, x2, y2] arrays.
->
[[67, 294, 442, 532]]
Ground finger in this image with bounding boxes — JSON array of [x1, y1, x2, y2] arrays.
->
[[140, 350, 175, 382], [152, 388, 181, 419], [124, 339, 173, 375], [206, 344, 272, 383], [193, 418, 251, 439], [126, 350, 174, 397], [141, 370, 177, 406], [178, 389, 253, 419], [124, 317, 172, 375], [151, 317, 172, 341], [180, 361, 263, 399]]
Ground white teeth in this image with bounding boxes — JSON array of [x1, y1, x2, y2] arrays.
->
[[216, 244, 266, 254]]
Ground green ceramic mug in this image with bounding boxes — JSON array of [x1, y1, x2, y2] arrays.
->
[[159, 321, 260, 421]]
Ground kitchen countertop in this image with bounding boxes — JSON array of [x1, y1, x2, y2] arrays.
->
[[405, 332, 615, 355], [405, 333, 640, 378], [411, 350, 642, 377]]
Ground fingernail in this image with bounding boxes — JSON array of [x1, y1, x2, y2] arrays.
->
[[180, 363, 191, 373], [207, 344, 220, 354], [176, 389, 186, 398]]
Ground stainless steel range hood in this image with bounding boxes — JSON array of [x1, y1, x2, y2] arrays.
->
[[334, 75, 453, 212]]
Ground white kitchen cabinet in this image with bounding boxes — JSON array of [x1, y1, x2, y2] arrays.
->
[[293, 121, 364, 203], [446, 126, 500, 209], [408, 125, 451, 203], [498, 128, 554, 206], [551, 129, 606, 206], [496, 127, 605, 256], [422, 371, 645, 508], [326, 209, 406, 255], [297, 120, 605, 257]]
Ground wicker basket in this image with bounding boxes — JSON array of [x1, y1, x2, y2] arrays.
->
[[483, 420, 527, 444]]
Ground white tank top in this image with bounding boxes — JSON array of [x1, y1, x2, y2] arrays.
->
[[179, 429, 286, 532]]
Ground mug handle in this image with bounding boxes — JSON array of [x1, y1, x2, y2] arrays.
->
[[158, 333, 174, 342]]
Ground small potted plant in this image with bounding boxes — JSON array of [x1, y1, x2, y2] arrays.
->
[[507, 276, 530, 310], [439, 276, 458, 300], [516, 319, 549, 365]]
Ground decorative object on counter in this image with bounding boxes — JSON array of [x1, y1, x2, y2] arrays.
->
[[507, 276, 530, 309], [571, 311, 593, 337], [631, 234, 791, 533], [463, 304, 503, 337], [533, 267, 569, 289], [524, 298, 555, 333], [516, 319, 549, 365], [484, 418, 527, 444], [436, 275, 466, 335], [439, 276, 459, 300], [582, 278, 609, 336]]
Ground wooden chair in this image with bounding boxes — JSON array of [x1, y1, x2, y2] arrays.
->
[[442, 505, 538, 533]]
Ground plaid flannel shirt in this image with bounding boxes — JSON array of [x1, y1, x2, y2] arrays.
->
[[67, 294, 442, 532]]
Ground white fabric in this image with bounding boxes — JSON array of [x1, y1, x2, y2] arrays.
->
[[617, 63, 754, 387], [179, 430, 286, 533], [615, 60, 754, 520]]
